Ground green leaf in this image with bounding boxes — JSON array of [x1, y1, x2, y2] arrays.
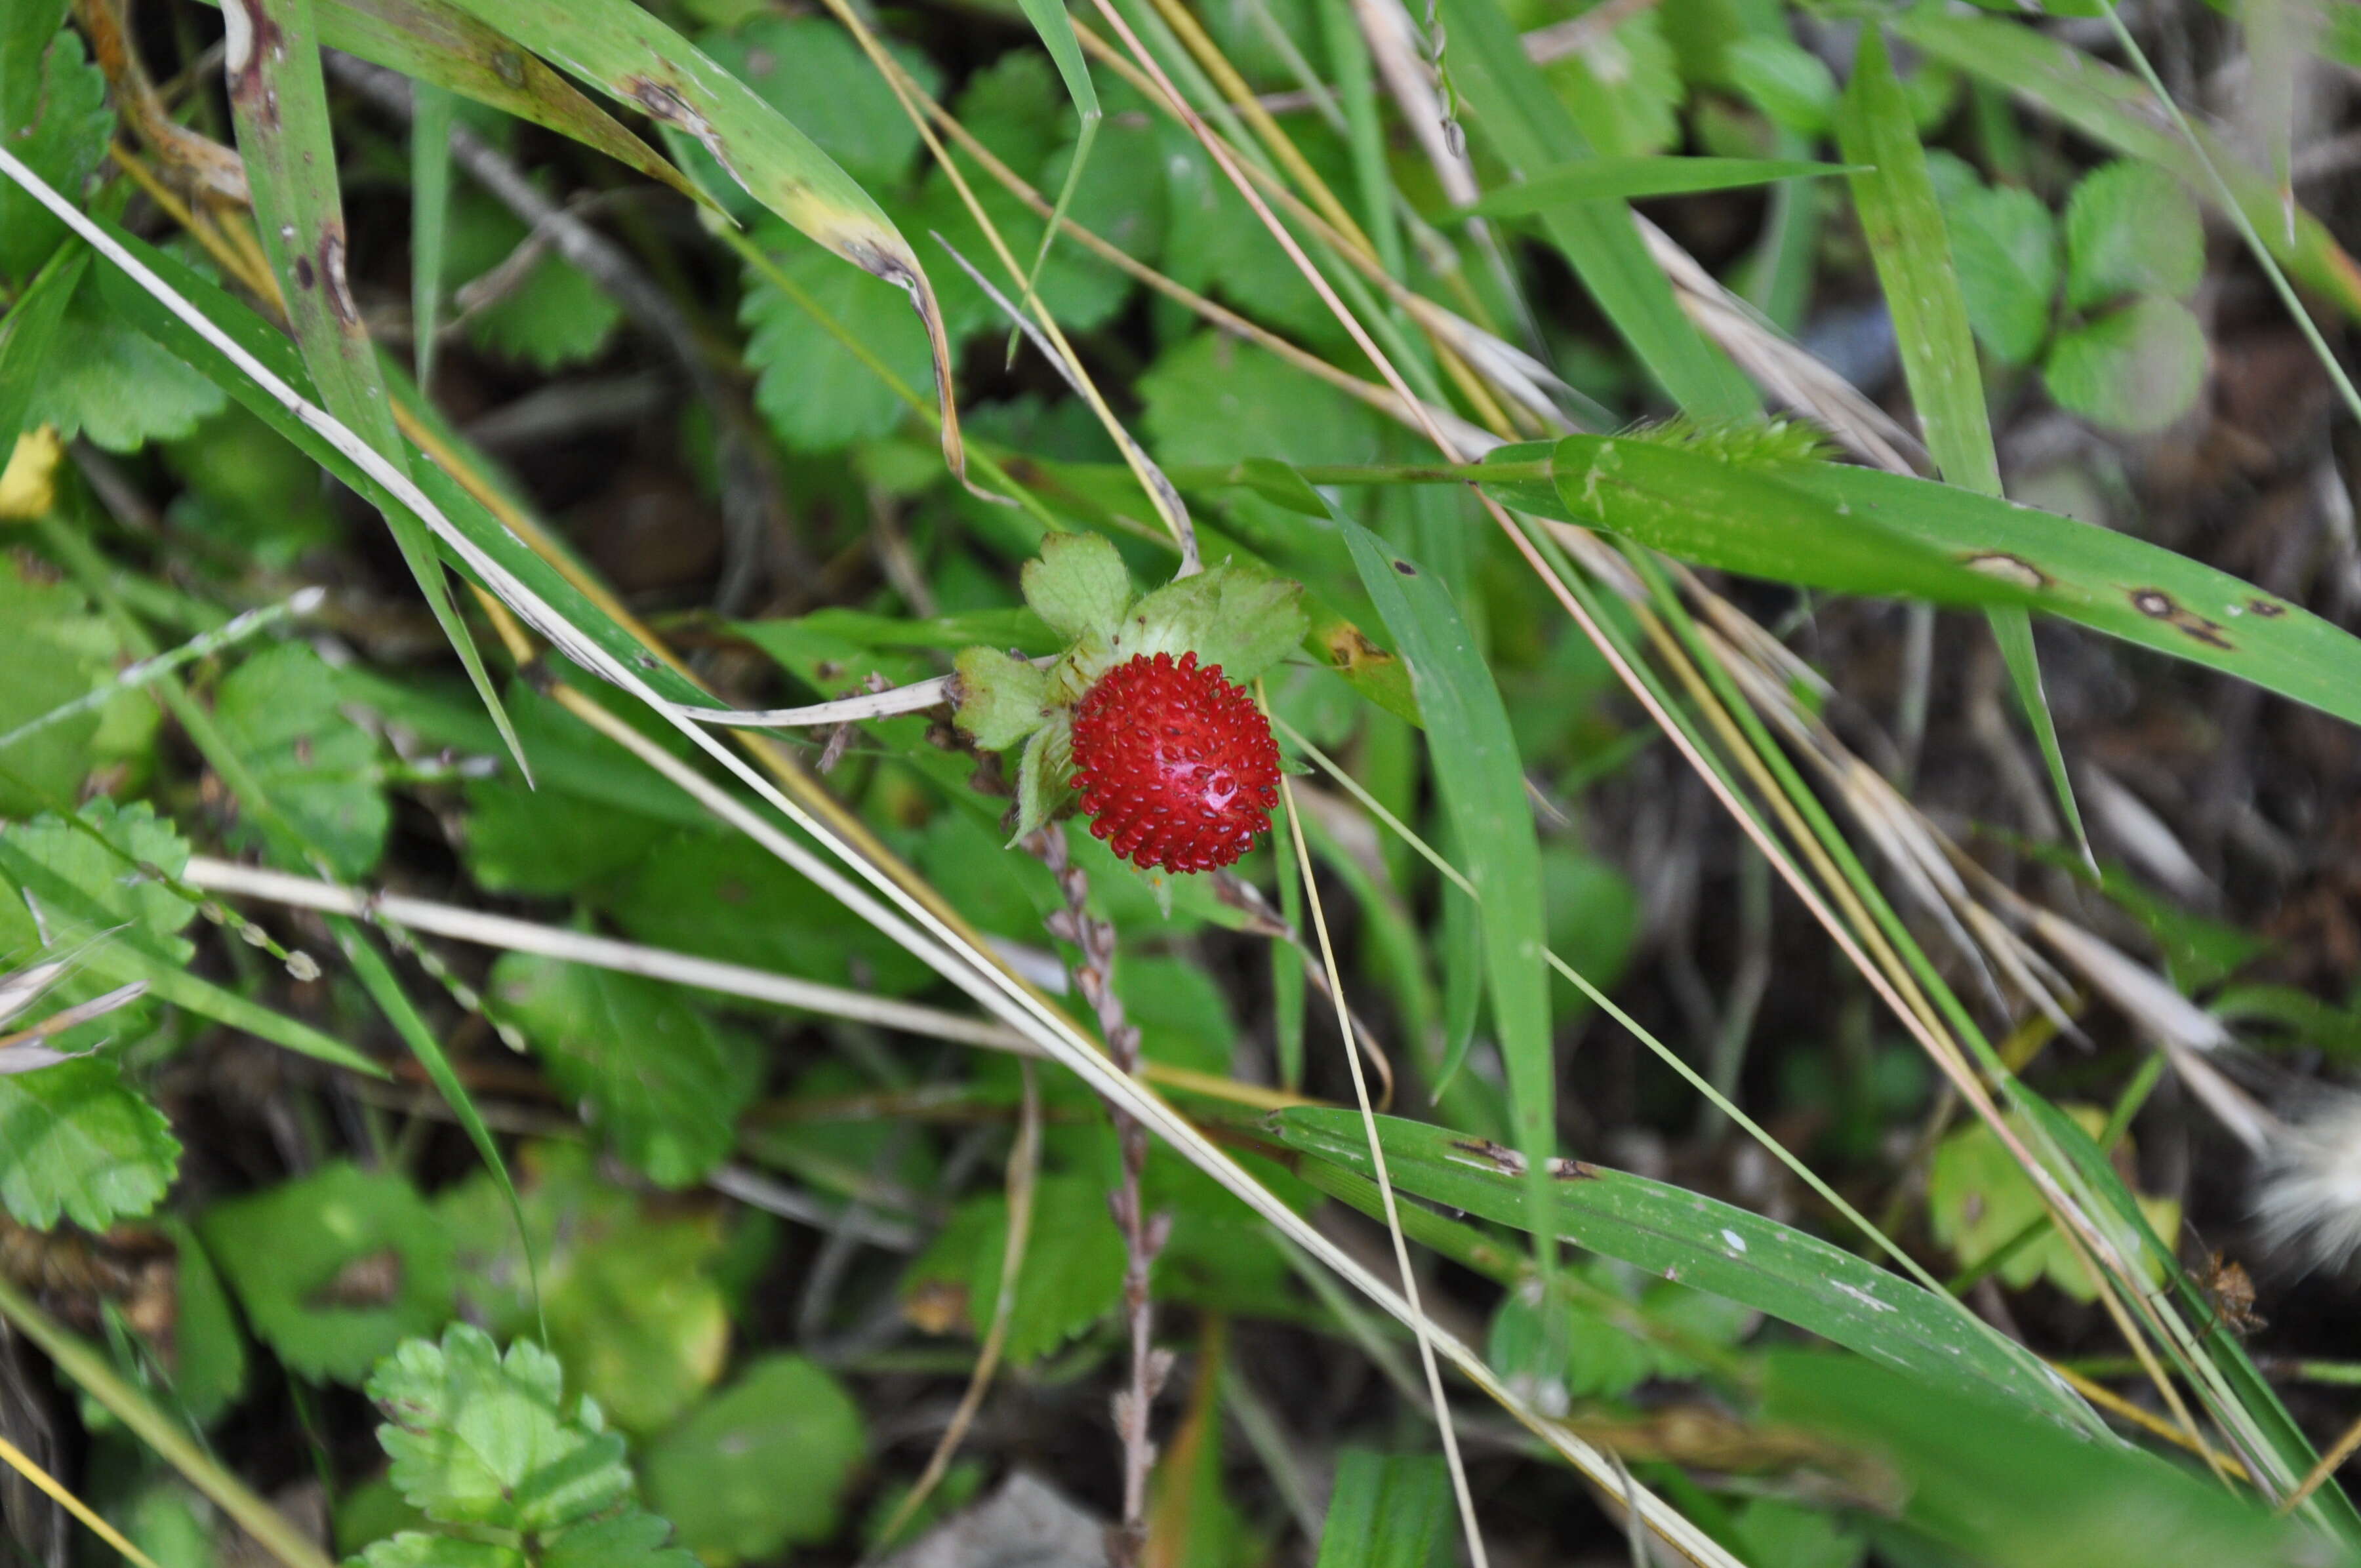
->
[[900, 1175, 1123, 1361], [1340, 521, 1556, 1232], [460, 780, 671, 897], [1139, 330, 1383, 477], [2063, 160, 2205, 310], [643, 1356, 866, 1565], [201, 1162, 458, 1384], [740, 223, 933, 454], [367, 1324, 633, 1534], [163, 1217, 248, 1426], [0, 246, 86, 449], [1539, 9, 1684, 157], [1892, 5, 2361, 323], [443, 192, 622, 369], [1013, 722, 1068, 841], [1276, 1108, 2094, 1428], [213, 642, 390, 878], [1433, 0, 1753, 417], [1836, 28, 2001, 498], [2042, 295, 2208, 435], [1724, 35, 1840, 137], [1764, 1352, 2314, 1567], [24, 280, 228, 452], [1464, 154, 1855, 216], [544, 1214, 730, 1435], [693, 17, 934, 195], [541, 1514, 697, 1568], [359, 1534, 522, 1568], [0, 553, 127, 814], [410, 81, 453, 392], [1733, 1498, 1866, 1568], [1489, 435, 2024, 603], [1313, 1450, 1449, 1568], [1927, 1104, 2177, 1301], [0, 0, 111, 286], [952, 646, 1050, 750], [0, 1058, 179, 1231], [1939, 178, 2060, 367], [1020, 531, 1133, 642], [1123, 561, 1310, 684], [489, 954, 761, 1188]]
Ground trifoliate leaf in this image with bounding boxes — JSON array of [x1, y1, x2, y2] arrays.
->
[[2063, 161, 2204, 311], [952, 647, 1050, 750], [643, 1356, 867, 1564], [900, 1175, 1123, 1361], [1944, 182, 2060, 367], [2042, 296, 2207, 436], [23, 283, 226, 452], [0, 1058, 178, 1230], [1020, 533, 1132, 642], [1543, 9, 1684, 156], [0, 1, 113, 285], [367, 1325, 634, 1534], [201, 1162, 456, 1384], [212, 642, 390, 877], [489, 954, 760, 1189], [740, 225, 933, 454]]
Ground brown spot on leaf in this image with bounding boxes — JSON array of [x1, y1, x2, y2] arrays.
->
[[1392, 559, 1417, 575], [2128, 587, 2232, 649], [2250, 598, 2287, 618], [1450, 1137, 1526, 1175], [291, 254, 315, 291], [306, 1248, 403, 1310], [320, 231, 361, 325], [491, 49, 527, 87], [1322, 625, 1396, 673], [2131, 588, 2176, 618]]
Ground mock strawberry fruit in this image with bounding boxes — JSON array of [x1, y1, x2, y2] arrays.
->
[[1069, 651, 1281, 873], [948, 533, 1306, 877]]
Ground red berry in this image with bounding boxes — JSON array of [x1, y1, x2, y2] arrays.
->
[[1070, 651, 1281, 874]]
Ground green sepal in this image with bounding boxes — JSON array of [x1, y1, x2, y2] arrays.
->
[[1122, 561, 1308, 684], [950, 647, 1049, 750], [1011, 719, 1072, 843], [1020, 532, 1132, 641]]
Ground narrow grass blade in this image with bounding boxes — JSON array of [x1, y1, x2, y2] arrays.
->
[[333, 919, 541, 1336], [408, 78, 452, 392], [1341, 520, 1555, 1258], [1279, 1108, 2092, 1428], [433, 0, 976, 490], [1009, 0, 1099, 362], [1465, 156, 1861, 215], [1431, 0, 1754, 418], [1894, 4, 2361, 321], [1314, 1451, 1451, 1568], [222, 0, 527, 781], [1835, 26, 2087, 863]]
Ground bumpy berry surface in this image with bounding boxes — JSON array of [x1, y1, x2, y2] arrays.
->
[[1070, 651, 1281, 874]]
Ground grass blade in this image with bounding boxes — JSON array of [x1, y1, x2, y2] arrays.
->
[[1278, 1108, 2093, 1428], [1009, 0, 1100, 361], [1314, 1450, 1452, 1568], [432, 0, 977, 491], [1431, 0, 1754, 418], [0, 244, 83, 448], [1464, 155, 1860, 215], [408, 78, 451, 392], [1834, 24, 2088, 863], [1341, 520, 1556, 1261], [222, 0, 527, 781]]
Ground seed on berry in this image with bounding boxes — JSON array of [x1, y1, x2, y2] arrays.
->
[[1069, 651, 1281, 874]]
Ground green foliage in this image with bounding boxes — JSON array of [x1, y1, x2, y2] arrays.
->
[[0, 1057, 178, 1231], [1927, 1106, 2178, 1301], [0, 554, 148, 815], [0, 796, 191, 1051], [441, 190, 622, 369], [2063, 161, 2205, 311], [0, 0, 112, 285], [1725, 35, 1838, 136], [361, 1323, 695, 1568], [643, 1355, 866, 1563], [1489, 1262, 1750, 1405], [2043, 294, 2210, 436], [23, 280, 228, 452], [741, 225, 935, 454], [201, 1162, 456, 1384], [213, 642, 390, 877], [900, 1174, 1125, 1361], [1020, 532, 1133, 643], [1314, 1451, 1450, 1568], [951, 646, 1050, 750], [489, 954, 762, 1188]]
